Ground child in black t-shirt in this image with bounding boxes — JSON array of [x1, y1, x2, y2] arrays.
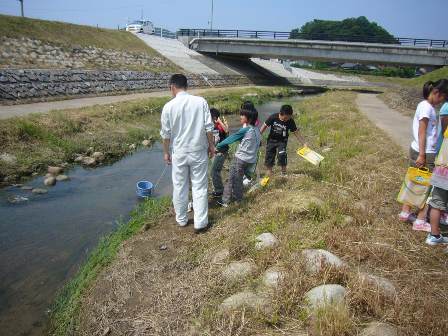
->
[[260, 104, 306, 176]]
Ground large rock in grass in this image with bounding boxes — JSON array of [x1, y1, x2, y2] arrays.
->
[[358, 272, 397, 300], [304, 284, 347, 309], [222, 261, 255, 282], [0, 153, 17, 165], [261, 267, 285, 289], [211, 248, 230, 264], [360, 322, 398, 336], [289, 194, 324, 214], [255, 233, 279, 250], [302, 249, 347, 274], [220, 291, 271, 314], [354, 200, 369, 212]]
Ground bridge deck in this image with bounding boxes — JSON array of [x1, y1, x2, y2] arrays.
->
[[188, 37, 448, 66]]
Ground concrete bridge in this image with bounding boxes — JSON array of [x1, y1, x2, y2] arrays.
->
[[178, 30, 448, 66]]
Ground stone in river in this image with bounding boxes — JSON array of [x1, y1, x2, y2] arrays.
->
[[32, 188, 48, 194], [44, 176, 56, 186], [47, 166, 63, 175]]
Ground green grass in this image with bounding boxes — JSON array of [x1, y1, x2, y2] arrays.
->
[[0, 14, 157, 54], [0, 86, 294, 184], [49, 197, 171, 336], [299, 65, 448, 89], [407, 66, 448, 87]]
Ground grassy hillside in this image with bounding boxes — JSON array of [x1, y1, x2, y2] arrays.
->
[[407, 66, 448, 87], [0, 14, 155, 54], [378, 66, 448, 116]]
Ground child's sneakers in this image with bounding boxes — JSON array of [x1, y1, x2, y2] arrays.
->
[[398, 211, 416, 223], [412, 219, 431, 232], [425, 234, 448, 246], [211, 191, 223, 198], [242, 176, 252, 187], [217, 199, 229, 208]]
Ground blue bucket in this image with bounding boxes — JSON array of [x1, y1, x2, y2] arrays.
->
[[136, 181, 153, 198]]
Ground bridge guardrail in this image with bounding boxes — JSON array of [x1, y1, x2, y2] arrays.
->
[[178, 29, 448, 48]]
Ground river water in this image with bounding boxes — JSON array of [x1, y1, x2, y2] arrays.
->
[[0, 96, 307, 335]]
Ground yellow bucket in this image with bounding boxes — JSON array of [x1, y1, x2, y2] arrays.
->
[[405, 167, 432, 186]]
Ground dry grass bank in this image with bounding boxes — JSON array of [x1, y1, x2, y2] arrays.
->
[[0, 14, 179, 72], [66, 91, 448, 335], [378, 67, 448, 116], [0, 14, 157, 54]]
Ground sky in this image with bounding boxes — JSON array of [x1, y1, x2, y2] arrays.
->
[[0, 0, 447, 39]]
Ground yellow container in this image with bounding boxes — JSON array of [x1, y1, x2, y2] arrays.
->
[[405, 167, 432, 186], [397, 178, 430, 209], [260, 176, 270, 187], [297, 147, 324, 166]]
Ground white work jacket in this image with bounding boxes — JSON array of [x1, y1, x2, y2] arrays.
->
[[160, 91, 213, 154]]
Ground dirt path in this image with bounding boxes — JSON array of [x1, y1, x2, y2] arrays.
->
[[0, 86, 258, 120], [356, 93, 412, 151]]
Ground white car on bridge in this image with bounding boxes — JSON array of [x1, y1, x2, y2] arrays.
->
[[126, 20, 154, 34]]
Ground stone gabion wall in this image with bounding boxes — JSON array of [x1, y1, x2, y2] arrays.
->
[[0, 37, 171, 71], [0, 69, 256, 102]]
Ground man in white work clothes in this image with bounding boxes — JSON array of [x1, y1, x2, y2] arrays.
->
[[160, 74, 215, 233]]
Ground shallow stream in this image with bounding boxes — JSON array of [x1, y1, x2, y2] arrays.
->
[[0, 96, 308, 335]]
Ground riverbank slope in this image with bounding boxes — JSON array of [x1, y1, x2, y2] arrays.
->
[[378, 66, 448, 116], [53, 91, 448, 335], [0, 14, 178, 72]]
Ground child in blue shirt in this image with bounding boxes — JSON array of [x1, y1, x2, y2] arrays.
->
[[216, 108, 261, 207]]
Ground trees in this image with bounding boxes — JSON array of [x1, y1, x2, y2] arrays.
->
[[290, 16, 396, 43]]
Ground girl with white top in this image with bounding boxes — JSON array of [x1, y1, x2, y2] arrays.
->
[[399, 80, 448, 232]]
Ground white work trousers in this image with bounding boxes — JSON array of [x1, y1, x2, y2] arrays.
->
[[171, 150, 209, 229]]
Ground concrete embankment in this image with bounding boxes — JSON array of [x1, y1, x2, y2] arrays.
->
[[0, 69, 259, 103]]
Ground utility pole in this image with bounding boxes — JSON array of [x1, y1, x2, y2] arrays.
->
[[18, 0, 24, 17], [210, 0, 214, 30]]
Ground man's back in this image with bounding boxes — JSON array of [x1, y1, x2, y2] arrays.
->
[[160, 92, 213, 153]]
